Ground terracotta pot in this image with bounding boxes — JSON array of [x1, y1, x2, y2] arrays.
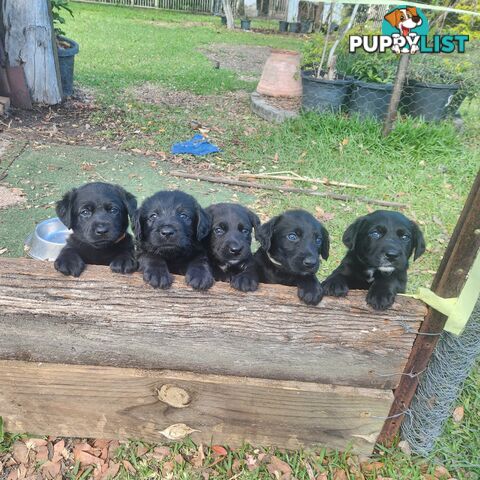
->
[[257, 49, 302, 98]]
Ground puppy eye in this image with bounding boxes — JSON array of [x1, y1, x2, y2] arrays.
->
[[109, 206, 119, 214], [149, 213, 158, 220], [80, 209, 91, 217], [369, 230, 382, 240], [179, 213, 190, 220], [315, 236, 322, 245], [241, 228, 250, 235], [287, 233, 298, 241], [400, 233, 411, 241], [214, 227, 224, 235]]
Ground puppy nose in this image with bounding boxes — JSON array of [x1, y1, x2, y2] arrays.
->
[[303, 257, 317, 268], [229, 244, 243, 255], [385, 250, 400, 261], [95, 225, 109, 236], [160, 227, 175, 238]]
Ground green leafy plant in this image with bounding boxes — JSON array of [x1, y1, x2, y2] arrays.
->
[[337, 50, 398, 84], [51, 0, 73, 37]]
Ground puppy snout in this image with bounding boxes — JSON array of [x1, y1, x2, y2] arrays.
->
[[159, 226, 175, 238], [303, 256, 318, 268], [228, 243, 243, 256], [95, 224, 109, 236], [385, 250, 401, 261]]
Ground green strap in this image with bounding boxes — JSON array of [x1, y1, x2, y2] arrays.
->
[[402, 251, 480, 336]]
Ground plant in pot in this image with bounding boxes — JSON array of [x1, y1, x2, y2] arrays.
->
[[339, 49, 398, 121], [51, 0, 79, 98], [300, 6, 360, 114], [301, 35, 352, 113], [401, 53, 478, 121]]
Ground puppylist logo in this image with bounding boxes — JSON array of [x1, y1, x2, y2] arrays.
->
[[349, 5, 469, 54]]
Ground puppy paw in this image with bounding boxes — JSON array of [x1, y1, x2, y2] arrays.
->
[[110, 255, 138, 274], [143, 268, 173, 289], [366, 288, 396, 310], [54, 254, 85, 277], [231, 273, 259, 292], [322, 276, 349, 297], [298, 283, 324, 306], [186, 268, 214, 291]]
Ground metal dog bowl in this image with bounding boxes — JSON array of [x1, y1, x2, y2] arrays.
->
[[25, 217, 71, 261]]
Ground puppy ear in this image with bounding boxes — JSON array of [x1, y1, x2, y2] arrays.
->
[[56, 188, 76, 229], [320, 225, 330, 260], [247, 209, 261, 236], [114, 185, 137, 220], [384, 9, 400, 27], [412, 222, 426, 261], [255, 216, 279, 252], [342, 217, 365, 250], [196, 205, 211, 241], [132, 210, 143, 241]]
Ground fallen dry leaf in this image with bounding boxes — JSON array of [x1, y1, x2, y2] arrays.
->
[[398, 440, 412, 456], [333, 468, 348, 480], [41, 460, 61, 479], [361, 461, 384, 472], [162, 460, 174, 474], [452, 406, 464, 423], [433, 465, 451, 479], [12, 441, 29, 464], [191, 443, 205, 468], [211, 445, 228, 456], [136, 445, 149, 457], [316, 474, 328, 480], [122, 459, 136, 474], [159, 423, 199, 440], [267, 455, 292, 476]]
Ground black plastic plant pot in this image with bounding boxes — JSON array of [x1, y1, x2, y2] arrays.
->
[[279, 20, 289, 32], [56, 36, 79, 98], [241, 19, 251, 30], [349, 80, 393, 121], [301, 20, 313, 33], [401, 81, 460, 121], [220, 15, 227, 26], [288, 22, 301, 33], [301, 71, 352, 113]]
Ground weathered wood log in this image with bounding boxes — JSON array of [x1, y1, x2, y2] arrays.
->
[[0, 360, 393, 455], [3, 0, 62, 104], [0, 258, 426, 389]]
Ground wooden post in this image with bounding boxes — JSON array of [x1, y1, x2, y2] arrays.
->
[[2, 0, 62, 105], [382, 53, 410, 137], [378, 170, 480, 445]]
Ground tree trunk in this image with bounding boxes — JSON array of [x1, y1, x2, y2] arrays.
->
[[2, 0, 62, 104], [222, 0, 235, 29]]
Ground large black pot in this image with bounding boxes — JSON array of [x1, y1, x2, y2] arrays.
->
[[301, 20, 313, 33], [288, 22, 301, 33], [57, 36, 79, 98], [302, 71, 352, 113], [279, 20, 289, 32], [349, 80, 393, 121], [241, 19, 251, 30], [401, 81, 460, 121]]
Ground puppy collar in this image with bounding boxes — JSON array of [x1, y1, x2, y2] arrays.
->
[[267, 251, 283, 267], [114, 233, 126, 244]]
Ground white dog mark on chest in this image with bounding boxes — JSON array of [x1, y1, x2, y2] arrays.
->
[[365, 268, 375, 283]]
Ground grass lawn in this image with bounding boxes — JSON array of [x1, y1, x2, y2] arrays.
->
[[0, 1, 479, 479]]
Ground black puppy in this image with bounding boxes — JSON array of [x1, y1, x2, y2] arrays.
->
[[322, 210, 426, 310], [254, 210, 330, 305], [135, 190, 214, 291], [54, 182, 137, 277], [205, 203, 260, 292]]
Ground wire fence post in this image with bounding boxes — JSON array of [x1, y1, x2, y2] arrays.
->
[[382, 53, 410, 136]]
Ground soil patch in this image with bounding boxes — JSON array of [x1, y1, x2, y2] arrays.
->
[[0, 186, 26, 209], [200, 44, 271, 81]]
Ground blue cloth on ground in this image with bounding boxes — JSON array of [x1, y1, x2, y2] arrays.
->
[[171, 134, 220, 156]]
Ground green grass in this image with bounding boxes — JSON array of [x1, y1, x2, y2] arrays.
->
[[1, 2, 479, 479]]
